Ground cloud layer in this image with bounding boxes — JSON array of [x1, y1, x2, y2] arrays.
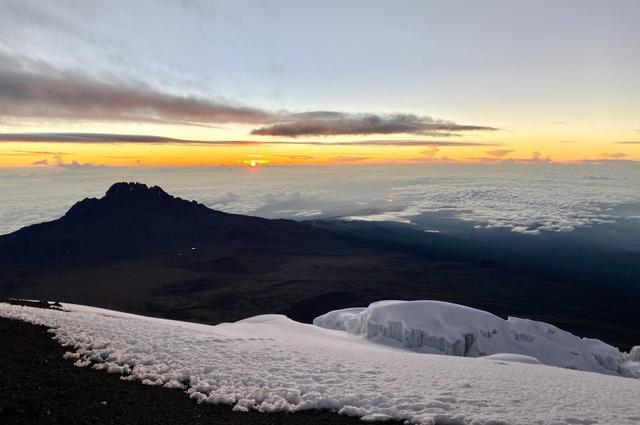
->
[[251, 112, 497, 137], [0, 66, 272, 125], [0, 54, 497, 137], [0, 132, 500, 147], [1, 164, 639, 236], [343, 168, 640, 234], [600, 152, 627, 159], [486, 149, 514, 158]]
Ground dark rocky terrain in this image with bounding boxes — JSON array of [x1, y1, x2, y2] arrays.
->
[[0, 182, 638, 350]]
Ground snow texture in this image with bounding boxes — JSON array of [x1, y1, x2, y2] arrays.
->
[[1, 302, 640, 425], [629, 346, 640, 362], [313, 300, 640, 378], [481, 353, 541, 365]]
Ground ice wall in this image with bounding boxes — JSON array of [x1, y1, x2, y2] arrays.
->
[[314, 300, 639, 377]]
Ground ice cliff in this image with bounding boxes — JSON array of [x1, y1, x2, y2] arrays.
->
[[314, 300, 640, 377]]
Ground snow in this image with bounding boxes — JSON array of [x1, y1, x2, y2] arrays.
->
[[482, 353, 542, 365], [629, 346, 640, 362], [314, 300, 639, 378], [1, 302, 640, 425]]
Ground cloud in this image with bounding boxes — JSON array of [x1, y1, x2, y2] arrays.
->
[[32, 158, 48, 166], [507, 151, 552, 163], [0, 53, 497, 137], [0, 150, 70, 156], [0, 132, 259, 145], [501, 151, 552, 163], [345, 170, 640, 235], [59, 160, 105, 170], [486, 149, 514, 158], [0, 132, 500, 147], [577, 159, 637, 164], [251, 112, 498, 137], [404, 147, 459, 163], [2, 163, 639, 236], [325, 140, 495, 147], [600, 152, 627, 159], [530, 151, 550, 162], [617, 141, 640, 144], [331, 156, 370, 162], [469, 151, 552, 164], [50, 154, 105, 170], [0, 64, 273, 125], [18, 150, 69, 155], [0, 65, 497, 136], [273, 155, 314, 160], [420, 146, 440, 159], [303, 140, 500, 147]]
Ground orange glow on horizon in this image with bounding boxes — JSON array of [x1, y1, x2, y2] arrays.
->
[[0, 130, 639, 168]]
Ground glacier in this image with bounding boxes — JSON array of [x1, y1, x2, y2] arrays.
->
[[1, 301, 640, 425], [314, 300, 640, 377], [629, 345, 640, 362]]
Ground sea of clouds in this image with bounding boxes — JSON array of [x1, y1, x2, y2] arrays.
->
[[1, 163, 639, 236]]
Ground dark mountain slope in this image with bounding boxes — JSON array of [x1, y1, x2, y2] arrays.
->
[[0, 182, 341, 266]]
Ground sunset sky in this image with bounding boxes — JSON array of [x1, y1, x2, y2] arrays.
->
[[1, 0, 639, 167]]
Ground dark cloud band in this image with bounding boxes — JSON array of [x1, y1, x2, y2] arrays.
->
[[485, 149, 514, 158], [0, 67, 273, 125], [251, 112, 497, 137], [0, 132, 501, 147], [0, 55, 498, 137]]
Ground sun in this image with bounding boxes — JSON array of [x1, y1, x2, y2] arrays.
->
[[243, 158, 268, 167]]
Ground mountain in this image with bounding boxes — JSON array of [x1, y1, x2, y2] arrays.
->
[[0, 182, 340, 265], [0, 182, 638, 350]]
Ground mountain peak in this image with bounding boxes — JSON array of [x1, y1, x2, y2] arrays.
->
[[104, 182, 172, 201], [64, 182, 208, 220]]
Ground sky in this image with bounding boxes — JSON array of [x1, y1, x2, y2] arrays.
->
[[0, 0, 639, 167]]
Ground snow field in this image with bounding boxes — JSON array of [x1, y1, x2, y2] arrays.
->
[[1, 302, 639, 425]]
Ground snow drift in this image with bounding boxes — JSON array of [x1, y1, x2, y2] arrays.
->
[[1, 302, 640, 425], [314, 300, 639, 377]]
